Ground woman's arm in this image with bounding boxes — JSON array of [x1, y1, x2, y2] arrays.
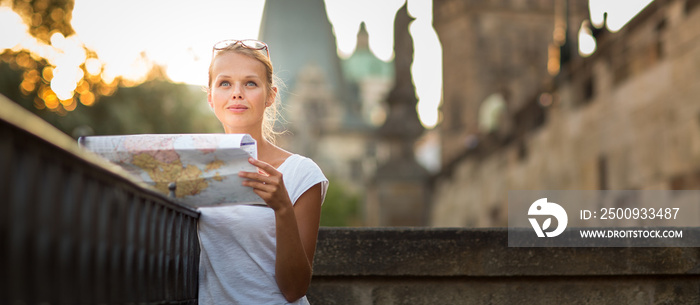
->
[[239, 158, 323, 302], [274, 183, 322, 302]]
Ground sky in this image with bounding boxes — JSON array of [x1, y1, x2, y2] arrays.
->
[[0, 0, 654, 128]]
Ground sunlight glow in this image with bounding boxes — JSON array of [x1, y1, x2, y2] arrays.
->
[[0, 4, 105, 113], [49, 33, 87, 100], [0, 6, 27, 50], [70, 0, 266, 86]]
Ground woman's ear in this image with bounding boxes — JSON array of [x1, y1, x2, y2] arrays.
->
[[267, 87, 278, 107], [207, 88, 214, 109]]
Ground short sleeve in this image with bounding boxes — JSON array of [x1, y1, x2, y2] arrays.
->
[[279, 155, 329, 205]]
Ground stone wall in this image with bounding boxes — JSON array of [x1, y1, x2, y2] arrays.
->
[[307, 227, 700, 305], [430, 0, 700, 227]]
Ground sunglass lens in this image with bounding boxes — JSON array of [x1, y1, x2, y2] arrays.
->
[[213, 40, 233, 50], [241, 40, 266, 50]]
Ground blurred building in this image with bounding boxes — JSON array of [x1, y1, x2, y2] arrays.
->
[[430, 0, 700, 227], [261, 0, 436, 226], [259, 0, 393, 196], [342, 23, 395, 128]]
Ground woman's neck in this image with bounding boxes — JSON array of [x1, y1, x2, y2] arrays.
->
[[257, 137, 291, 168]]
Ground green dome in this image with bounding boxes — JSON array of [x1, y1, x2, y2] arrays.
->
[[342, 49, 394, 81]]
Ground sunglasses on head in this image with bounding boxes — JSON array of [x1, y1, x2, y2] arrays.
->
[[213, 39, 270, 58]]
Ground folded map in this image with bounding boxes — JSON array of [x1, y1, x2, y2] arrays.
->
[[79, 133, 265, 207]]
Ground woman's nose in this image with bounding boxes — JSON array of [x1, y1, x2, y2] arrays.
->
[[231, 85, 243, 99]]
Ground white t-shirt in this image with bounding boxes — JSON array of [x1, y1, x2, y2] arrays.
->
[[197, 154, 328, 305]]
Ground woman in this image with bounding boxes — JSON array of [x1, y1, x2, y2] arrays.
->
[[197, 39, 328, 304]]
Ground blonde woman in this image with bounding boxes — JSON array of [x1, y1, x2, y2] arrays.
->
[[198, 39, 328, 304]]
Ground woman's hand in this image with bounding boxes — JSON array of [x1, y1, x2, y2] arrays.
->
[[239, 157, 292, 211]]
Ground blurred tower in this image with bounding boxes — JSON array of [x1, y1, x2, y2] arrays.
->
[[259, 0, 348, 104], [434, 0, 588, 165], [259, 0, 375, 194], [342, 23, 395, 127], [365, 4, 429, 226]]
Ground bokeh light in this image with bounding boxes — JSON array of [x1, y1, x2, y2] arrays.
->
[[0, 3, 118, 114], [84, 57, 101, 76]]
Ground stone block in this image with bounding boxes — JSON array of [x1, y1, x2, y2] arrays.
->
[[309, 228, 700, 305]]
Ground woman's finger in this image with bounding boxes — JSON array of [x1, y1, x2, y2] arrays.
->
[[248, 157, 280, 177], [239, 171, 275, 184], [242, 179, 276, 192]]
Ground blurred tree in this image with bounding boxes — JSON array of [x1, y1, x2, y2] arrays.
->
[[77, 77, 222, 136], [0, 50, 49, 112], [0, 0, 222, 136], [320, 178, 362, 227], [0, 54, 222, 136], [8, 0, 75, 44]]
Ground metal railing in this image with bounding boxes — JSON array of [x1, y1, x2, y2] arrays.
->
[[0, 95, 200, 304]]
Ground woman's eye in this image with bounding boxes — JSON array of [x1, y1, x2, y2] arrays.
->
[[246, 81, 257, 87], [219, 81, 230, 87]]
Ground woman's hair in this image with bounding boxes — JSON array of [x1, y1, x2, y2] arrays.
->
[[207, 43, 283, 142]]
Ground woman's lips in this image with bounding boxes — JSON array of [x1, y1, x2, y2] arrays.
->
[[226, 105, 248, 113]]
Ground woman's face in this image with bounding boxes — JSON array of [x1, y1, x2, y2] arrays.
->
[[208, 51, 274, 134]]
